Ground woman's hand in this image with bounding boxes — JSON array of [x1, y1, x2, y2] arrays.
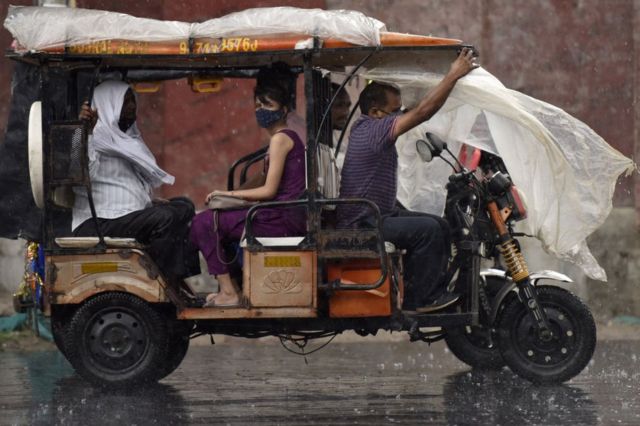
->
[[205, 190, 224, 203], [205, 190, 231, 203]]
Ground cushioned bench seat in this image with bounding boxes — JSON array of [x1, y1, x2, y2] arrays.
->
[[54, 237, 142, 249], [240, 236, 398, 253], [240, 237, 305, 247]]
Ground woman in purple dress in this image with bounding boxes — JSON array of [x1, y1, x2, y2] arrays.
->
[[190, 78, 306, 307]]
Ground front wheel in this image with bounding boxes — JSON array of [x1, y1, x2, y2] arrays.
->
[[64, 292, 169, 387], [444, 276, 505, 370], [497, 285, 596, 384]]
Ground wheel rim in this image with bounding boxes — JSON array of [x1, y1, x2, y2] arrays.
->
[[83, 308, 150, 374], [511, 301, 577, 367]]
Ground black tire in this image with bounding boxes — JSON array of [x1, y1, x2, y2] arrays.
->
[[445, 325, 504, 370], [444, 276, 506, 370], [64, 292, 169, 387], [497, 285, 596, 384], [157, 324, 191, 380], [51, 307, 72, 359]]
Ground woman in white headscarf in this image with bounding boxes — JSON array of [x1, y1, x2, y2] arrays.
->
[[73, 80, 199, 281]]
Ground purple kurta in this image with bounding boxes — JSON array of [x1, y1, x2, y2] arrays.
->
[[190, 129, 306, 275]]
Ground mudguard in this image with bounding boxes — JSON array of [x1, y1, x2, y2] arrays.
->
[[481, 268, 573, 325], [48, 250, 169, 305]]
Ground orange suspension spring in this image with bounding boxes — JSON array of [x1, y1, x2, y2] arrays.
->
[[500, 240, 530, 282]]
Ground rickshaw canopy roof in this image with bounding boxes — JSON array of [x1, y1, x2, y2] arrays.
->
[[4, 5, 463, 69]]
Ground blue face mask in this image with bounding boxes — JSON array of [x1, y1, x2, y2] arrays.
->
[[255, 108, 285, 128]]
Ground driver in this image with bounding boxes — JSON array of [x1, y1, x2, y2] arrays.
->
[[73, 80, 199, 281], [338, 48, 478, 313]]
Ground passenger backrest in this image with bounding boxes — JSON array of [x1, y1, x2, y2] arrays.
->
[[317, 143, 340, 199], [49, 122, 88, 209]]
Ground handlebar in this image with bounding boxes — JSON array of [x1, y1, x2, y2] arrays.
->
[[448, 168, 477, 185]]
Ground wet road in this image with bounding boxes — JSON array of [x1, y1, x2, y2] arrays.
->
[[1, 338, 639, 425]]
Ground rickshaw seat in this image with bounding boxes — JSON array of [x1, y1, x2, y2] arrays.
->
[[54, 237, 142, 249], [240, 236, 305, 248]]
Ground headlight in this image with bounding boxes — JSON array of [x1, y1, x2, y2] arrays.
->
[[487, 171, 512, 195]]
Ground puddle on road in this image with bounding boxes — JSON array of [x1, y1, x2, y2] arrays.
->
[[1, 340, 639, 424]]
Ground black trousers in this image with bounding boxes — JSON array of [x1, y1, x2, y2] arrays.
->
[[74, 197, 200, 280], [366, 210, 450, 310]]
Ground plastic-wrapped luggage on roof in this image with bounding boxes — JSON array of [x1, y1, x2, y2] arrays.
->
[[4, 6, 190, 51], [191, 7, 385, 46], [3, 6, 385, 52]]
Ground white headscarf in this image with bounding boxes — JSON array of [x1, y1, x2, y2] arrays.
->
[[91, 80, 174, 188]]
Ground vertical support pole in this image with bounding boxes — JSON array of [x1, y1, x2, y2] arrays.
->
[[303, 53, 318, 244], [40, 63, 52, 250], [634, 0, 640, 228]]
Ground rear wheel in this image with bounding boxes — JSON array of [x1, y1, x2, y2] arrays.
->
[[497, 285, 596, 384], [158, 321, 192, 380], [51, 306, 73, 359], [64, 292, 169, 387], [444, 276, 506, 370], [445, 325, 504, 370]]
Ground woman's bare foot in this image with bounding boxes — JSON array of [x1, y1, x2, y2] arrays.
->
[[203, 273, 240, 307]]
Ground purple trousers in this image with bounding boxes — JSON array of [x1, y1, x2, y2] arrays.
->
[[190, 207, 305, 275]]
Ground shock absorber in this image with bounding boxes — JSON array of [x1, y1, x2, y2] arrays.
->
[[487, 201, 551, 337], [500, 240, 529, 283]]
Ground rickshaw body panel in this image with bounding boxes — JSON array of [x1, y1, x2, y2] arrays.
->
[[327, 259, 395, 318], [177, 306, 317, 320], [243, 249, 317, 309], [47, 250, 169, 305]]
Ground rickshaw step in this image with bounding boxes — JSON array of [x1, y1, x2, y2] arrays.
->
[[178, 306, 317, 320]]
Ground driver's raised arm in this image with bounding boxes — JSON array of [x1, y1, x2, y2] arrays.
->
[[392, 47, 478, 139]]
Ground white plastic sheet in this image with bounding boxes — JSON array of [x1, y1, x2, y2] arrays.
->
[[192, 7, 385, 47], [4, 6, 386, 52], [364, 67, 635, 281], [4, 6, 190, 51]]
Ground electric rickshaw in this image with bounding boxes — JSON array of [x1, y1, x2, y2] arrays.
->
[[6, 14, 596, 387]]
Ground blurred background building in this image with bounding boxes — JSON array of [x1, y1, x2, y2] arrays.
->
[[0, 0, 638, 319]]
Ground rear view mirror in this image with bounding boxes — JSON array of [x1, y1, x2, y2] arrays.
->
[[416, 139, 434, 162], [416, 133, 447, 162]]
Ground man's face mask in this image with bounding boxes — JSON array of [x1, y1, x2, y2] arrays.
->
[[379, 107, 404, 117], [255, 108, 285, 129]]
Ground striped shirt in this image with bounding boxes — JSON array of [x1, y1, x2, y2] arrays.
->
[[72, 145, 152, 230], [337, 115, 398, 228]]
